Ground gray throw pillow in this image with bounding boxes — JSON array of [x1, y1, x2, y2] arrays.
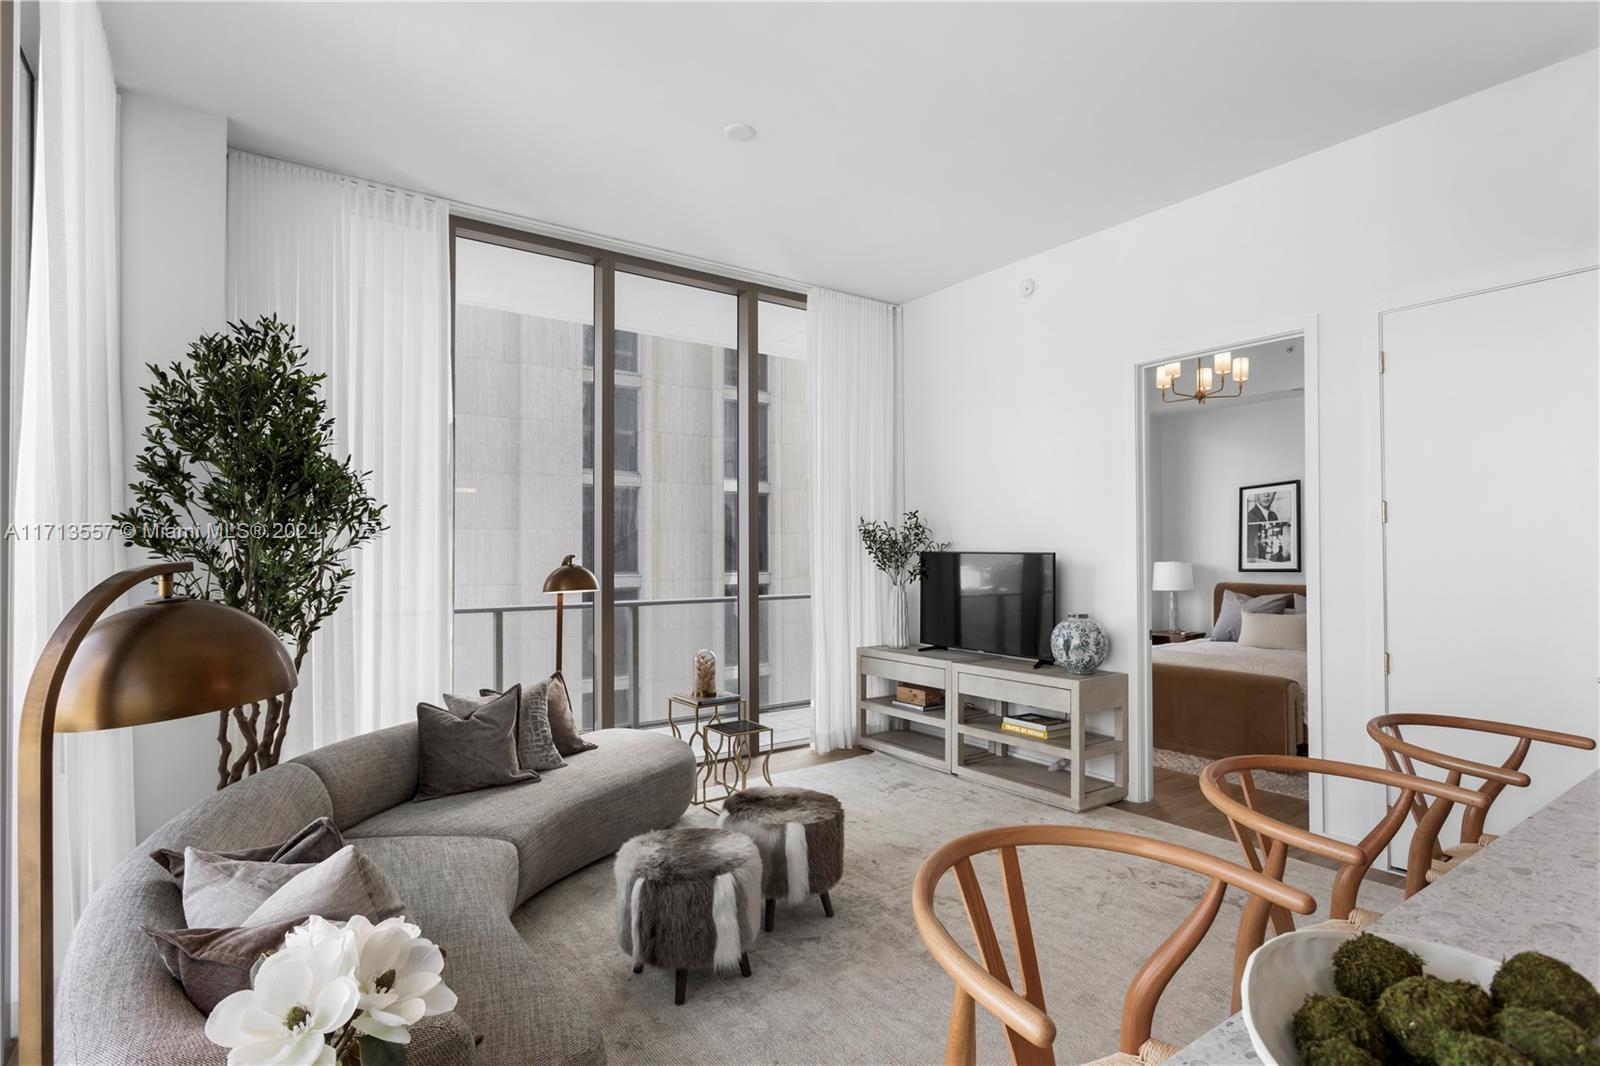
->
[[181, 848, 316, 929], [456, 683, 565, 772], [151, 816, 345, 883], [545, 672, 598, 756], [415, 685, 538, 801], [144, 918, 303, 1013], [1209, 591, 1292, 642], [242, 845, 406, 928]]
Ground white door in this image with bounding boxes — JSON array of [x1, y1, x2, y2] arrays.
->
[[1381, 268, 1600, 871]]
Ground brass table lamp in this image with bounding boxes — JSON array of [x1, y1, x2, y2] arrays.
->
[[18, 560, 297, 1065], [542, 553, 598, 673]]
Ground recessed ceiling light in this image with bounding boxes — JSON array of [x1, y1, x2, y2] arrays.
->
[[724, 122, 757, 142]]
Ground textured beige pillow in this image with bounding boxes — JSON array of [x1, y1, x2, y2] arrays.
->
[[1239, 610, 1307, 651], [241, 846, 405, 928]]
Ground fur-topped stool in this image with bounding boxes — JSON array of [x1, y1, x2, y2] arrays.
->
[[614, 827, 762, 1004], [719, 787, 844, 932]]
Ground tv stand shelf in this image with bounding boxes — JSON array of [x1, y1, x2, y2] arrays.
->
[[856, 645, 1128, 812]]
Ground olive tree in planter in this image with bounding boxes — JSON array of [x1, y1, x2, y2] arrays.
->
[[115, 316, 386, 787]]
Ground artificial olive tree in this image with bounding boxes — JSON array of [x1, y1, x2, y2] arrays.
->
[[115, 316, 386, 787]]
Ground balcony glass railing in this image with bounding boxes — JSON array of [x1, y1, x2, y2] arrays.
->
[[453, 593, 811, 748]]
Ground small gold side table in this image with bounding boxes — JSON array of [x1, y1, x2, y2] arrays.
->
[[700, 718, 775, 813], [667, 692, 744, 807]]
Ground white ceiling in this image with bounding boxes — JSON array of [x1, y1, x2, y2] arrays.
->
[[101, 2, 1598, 303]]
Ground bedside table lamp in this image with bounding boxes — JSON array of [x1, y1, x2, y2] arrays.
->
[[1152, 561, 1194, 633], [543, 553, 598, 673], [19, 561, 297, 1066]]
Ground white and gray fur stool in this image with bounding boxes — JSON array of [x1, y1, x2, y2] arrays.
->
[[614, 827, 762, 1005], [719, 787, 844, 932]]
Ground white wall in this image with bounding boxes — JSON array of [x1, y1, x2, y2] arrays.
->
[[119, 91, 228, 839], [1150, 394, 1304, 632], [902, 51, 1599, 840]]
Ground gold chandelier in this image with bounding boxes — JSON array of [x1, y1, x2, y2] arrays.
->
[[1157, 351, 1250, 405]]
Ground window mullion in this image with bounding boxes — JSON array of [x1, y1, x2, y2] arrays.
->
[[736, 290, 761, 721]]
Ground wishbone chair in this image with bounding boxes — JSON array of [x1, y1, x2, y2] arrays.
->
[[1367, 713, 1596, 896], [912, 824, 1315, 1066], [1198, 754, 1489, 1010]]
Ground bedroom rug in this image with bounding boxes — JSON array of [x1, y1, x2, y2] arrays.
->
[[1154, 748, 1309, 800], [512, 752, 1394, 1065]]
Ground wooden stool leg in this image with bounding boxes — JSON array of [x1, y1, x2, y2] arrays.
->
[[632, 962, 643, 974], [820, 891, 834, 918], [674, 968, 688, 1006], [739, 952, 752, 978], [764, 897, 776, 932]]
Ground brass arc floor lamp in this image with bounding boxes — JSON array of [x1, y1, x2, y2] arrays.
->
[[543, 553, 598, 674], [18, 560, 297, 1065]]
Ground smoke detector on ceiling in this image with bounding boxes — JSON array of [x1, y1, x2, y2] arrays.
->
[[724, 122, 757, 142]]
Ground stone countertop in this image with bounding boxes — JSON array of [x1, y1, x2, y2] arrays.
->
[[1170, 771, 1600, 1065]]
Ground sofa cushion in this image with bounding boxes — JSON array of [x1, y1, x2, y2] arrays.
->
[[416, 689, 538, 801], [460, 682, 565, 772], [353, 835, 603, 1066], [292, 723, 420, 828], [347, 728, 696, 901]]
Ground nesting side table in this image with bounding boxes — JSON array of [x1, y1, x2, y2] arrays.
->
[[700, 718, 774, 813], [667, 692, 745, 807]]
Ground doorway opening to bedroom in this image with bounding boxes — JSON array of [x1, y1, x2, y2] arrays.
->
[[1127, 333, 1311, 837]]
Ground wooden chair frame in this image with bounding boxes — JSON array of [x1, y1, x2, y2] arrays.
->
[[1198, 754, 1489, 1009], [1367, 713, 1596, 897], [911, 825, 1315, 1066]]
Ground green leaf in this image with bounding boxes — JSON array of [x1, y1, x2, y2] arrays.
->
[[357, 1034, 407, 1066]]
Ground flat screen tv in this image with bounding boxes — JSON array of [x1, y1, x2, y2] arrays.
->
[[919, 551, 1056, 662]]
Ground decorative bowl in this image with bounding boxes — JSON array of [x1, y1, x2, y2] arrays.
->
[[1241, 928, 1498, 1065]]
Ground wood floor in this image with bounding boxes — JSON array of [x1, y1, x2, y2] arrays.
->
[[769, 745, 1404, 889]]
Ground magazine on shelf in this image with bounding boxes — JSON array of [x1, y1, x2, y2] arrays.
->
[[999, 711, 1070, 739]]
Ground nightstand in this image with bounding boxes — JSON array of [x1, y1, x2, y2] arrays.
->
[[1150, 630, 1206, 645]]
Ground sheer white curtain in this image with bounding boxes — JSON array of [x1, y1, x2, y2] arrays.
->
[[226, 151, 452, 755], [9, 0, 134, 959], [807, 289, 900, 753]]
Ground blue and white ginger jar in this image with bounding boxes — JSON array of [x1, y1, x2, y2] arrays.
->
[[1050, 614, 1109, 675]]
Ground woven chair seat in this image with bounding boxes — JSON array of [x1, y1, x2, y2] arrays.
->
[[1425, 834, 1496, 883], [1082, 1037, 1181, 1066], [1306, 906, 1383, 933]]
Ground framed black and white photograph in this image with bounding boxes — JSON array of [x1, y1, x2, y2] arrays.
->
[[1238, 479, 1301, 572]]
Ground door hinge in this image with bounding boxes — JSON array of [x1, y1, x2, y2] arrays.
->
[[1379, 350, 1386, 373], [1384, 652, 1391, 675], [1381, 500, 1388, 523]]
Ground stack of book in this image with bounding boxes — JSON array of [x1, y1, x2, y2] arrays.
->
[[1000, 712, 1070, 741]]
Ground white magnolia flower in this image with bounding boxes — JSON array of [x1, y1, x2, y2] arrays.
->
[[205, 936, 361, 1066], [342, 915, 458, 1044]]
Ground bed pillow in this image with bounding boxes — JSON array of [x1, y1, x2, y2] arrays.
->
[[1239, 610, 1308, 651], [1287, 592, 1308, 615], [1209, 591, 1291, 642]]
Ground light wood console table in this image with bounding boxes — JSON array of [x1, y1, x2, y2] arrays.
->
[[856, 645, 1128, 812]]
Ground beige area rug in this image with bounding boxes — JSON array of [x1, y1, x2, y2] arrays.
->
[[513, 754, 1397, 1066], [1153, 748, 1310, 800]]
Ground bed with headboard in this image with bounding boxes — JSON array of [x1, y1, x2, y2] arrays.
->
[[1151, 580, 1307, 759]]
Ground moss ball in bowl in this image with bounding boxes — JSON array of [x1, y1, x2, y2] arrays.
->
[[1335, 933, 1426, 1006], [1431, 1030, 1533, 1066], [1293, 994, 1387, 1060], [1301, 1037, 1383, 1065], [1376, 974, 1494, 1061], [1493, 1006, 1600, 1066], [1492, 952, 1600, 1038]]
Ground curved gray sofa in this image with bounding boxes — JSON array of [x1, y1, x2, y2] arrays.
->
[[57, 724, 697, 1066]]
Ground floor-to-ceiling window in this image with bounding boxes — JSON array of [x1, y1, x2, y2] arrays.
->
[[450, 220, 810, 745], [452, 237, 597, 724]]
